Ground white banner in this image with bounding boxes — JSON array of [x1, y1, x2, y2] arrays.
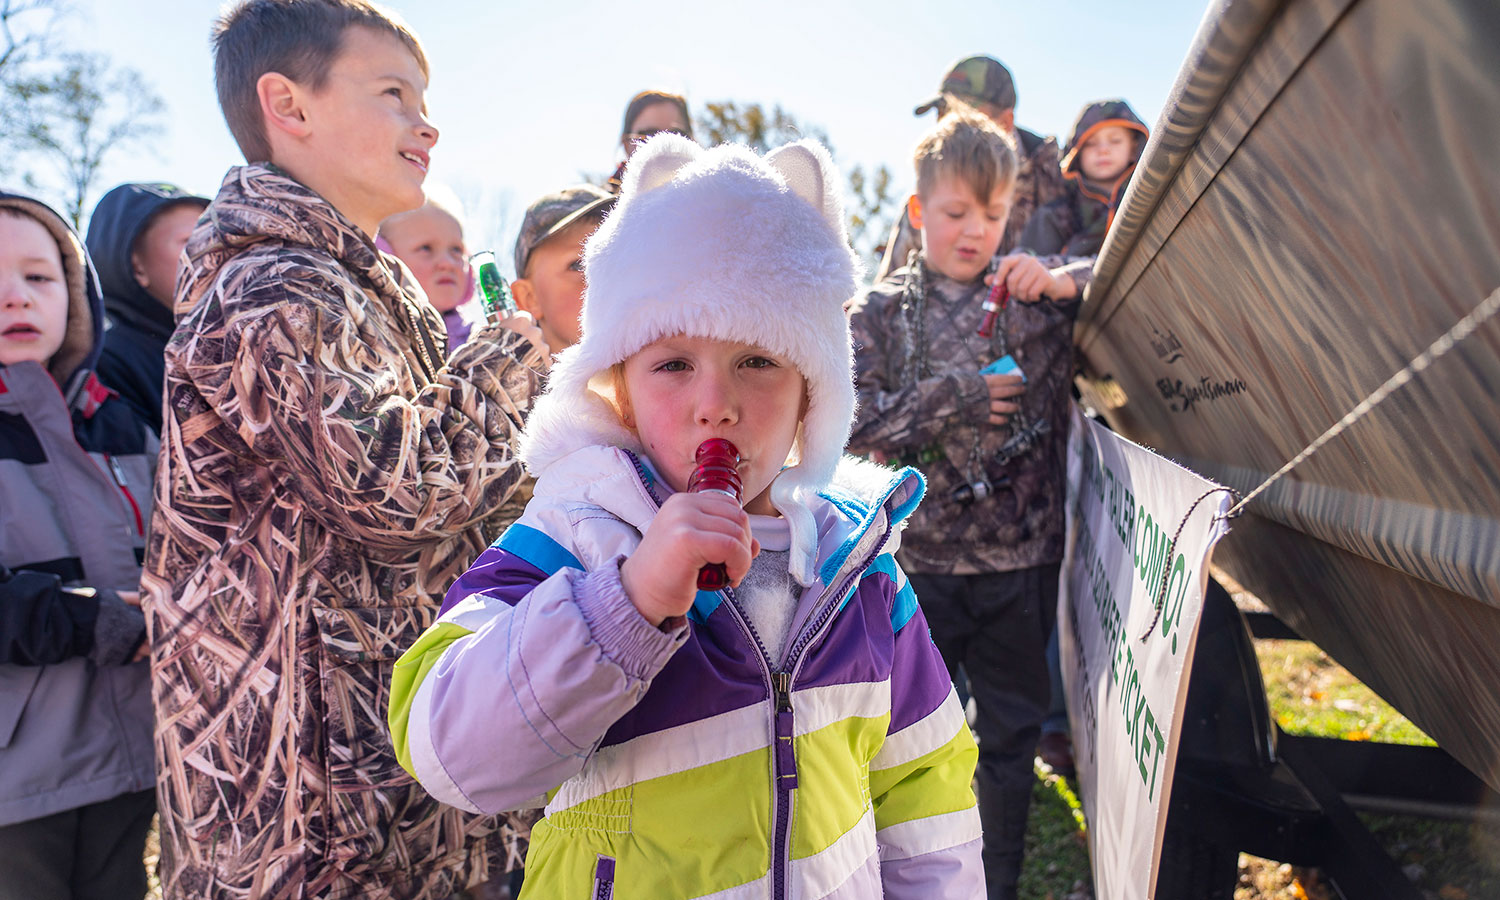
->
[[1060, 405, 1233, 900]]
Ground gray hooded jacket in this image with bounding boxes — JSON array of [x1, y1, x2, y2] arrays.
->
[[0, 190, 156, 826]]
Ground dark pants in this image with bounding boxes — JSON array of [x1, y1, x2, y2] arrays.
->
[[0, 788, 155, 900], [909, 564, 1057, 900]]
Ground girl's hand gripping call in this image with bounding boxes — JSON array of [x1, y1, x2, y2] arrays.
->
[[620, 492, 760, 627]]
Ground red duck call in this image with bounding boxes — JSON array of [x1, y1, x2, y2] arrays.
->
[[687, 438, 742, 591], [977, 277, 1009, 338]]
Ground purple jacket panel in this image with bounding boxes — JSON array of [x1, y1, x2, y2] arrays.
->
[[600, 614, 770, 746], [441, 544, 543, 614], [790, 576, 894, 692], [794, 568, 954, 735], [886, 601, 956, 733]]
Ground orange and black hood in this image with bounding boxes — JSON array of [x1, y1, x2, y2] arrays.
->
[[1059, 99, 1150, 177]]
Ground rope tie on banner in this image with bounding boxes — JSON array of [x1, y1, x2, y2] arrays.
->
[[1139, 284, 1500, 643], [1140, 487, 1238, 642]]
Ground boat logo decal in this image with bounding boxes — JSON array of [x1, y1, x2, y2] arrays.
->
[[1154, 375, 1248, 413], [1148, 325, 1185, 364]]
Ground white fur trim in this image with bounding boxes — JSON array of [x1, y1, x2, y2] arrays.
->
[[519, 136, 863, 585]]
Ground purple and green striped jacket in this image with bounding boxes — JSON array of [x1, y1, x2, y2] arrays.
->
[[390, 445, 983, 899]]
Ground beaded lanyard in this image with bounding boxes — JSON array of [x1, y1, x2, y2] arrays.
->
[[895, 253, 1049, 491]]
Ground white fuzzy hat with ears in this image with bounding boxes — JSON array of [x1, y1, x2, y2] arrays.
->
[[519, 133, 863, 585]]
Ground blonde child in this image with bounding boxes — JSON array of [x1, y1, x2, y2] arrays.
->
[[0, 191, 157, 899], [390, 135, 983, 898], [377, 186, 484, 351]]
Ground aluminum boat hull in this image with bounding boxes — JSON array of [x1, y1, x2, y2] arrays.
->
[[1074, 0, 1500, 788]]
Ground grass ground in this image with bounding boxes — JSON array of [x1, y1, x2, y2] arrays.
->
[[1014, 577, 1500, 900]]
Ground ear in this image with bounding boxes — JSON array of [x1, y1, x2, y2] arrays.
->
[[510, 277, 538, 319], [130, 250, 150, 290], [906, 194, 924, 230], [996, 108, 1016, 134], [622, 133, 699, 196], [257, 71, 312, 140], [766, 141, 845, 239]]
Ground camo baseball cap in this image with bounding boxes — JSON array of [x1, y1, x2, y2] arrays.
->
[[513, 184, 616, 276], [914, 55, 1018, 116]]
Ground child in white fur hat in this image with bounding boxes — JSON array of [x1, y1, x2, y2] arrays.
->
[[390, 135, 984, 899]]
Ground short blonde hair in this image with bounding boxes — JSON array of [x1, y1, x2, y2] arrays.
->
[[914, 100, 1017, 203]]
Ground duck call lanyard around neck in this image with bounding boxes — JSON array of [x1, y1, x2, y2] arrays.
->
[[895, 252, 1045, 489]]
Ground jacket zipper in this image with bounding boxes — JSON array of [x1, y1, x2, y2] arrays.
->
[[622, 451, 894, 900], [625, 452, 799, 894], [724, 514, 894, 900], [104, 454, 145, 536], [591, 854, 615, 899]]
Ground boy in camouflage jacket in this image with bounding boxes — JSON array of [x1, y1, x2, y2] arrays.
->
[[848, 107, 1087, 900], [141, 3, 545, 898], [875, 55, 1066, 281]]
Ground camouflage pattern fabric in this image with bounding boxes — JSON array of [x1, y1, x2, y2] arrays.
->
[[847, 258, 1080, 575], [142, 165, 544, 900], [876, 127, 1066, 282], [1020, 178, 1117, 257]]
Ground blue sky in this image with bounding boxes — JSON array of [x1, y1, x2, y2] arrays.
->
[[29, 0, 1212, 273]]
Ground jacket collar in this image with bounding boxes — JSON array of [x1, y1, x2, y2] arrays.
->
[[533, 444, 925, 594], [181, 165, 445, 379], [182, 166, 403, 310]]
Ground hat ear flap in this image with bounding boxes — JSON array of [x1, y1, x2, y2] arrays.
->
[[766, 140, 847, 242], [623, 134, 701, 196]]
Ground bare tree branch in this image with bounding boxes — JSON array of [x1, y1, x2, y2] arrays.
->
[[0, 0, 59, 73], [0, 0, 63, 179], [13, 51, 166, 226]]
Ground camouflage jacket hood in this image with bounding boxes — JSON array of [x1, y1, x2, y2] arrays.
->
[[143, 164, 543, 899], [178, 165, 448, 378], [847, 262, 1080, 575]]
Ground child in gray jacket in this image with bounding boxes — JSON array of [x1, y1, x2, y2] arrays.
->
[[0, 191, 157, 900]]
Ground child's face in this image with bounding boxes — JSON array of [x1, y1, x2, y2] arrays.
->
[[916, 174, 1012, 283], [1079, 125, 1136, 183], [0, 215, 70, 368], [298, 26, 437, 236], [620, 335, 806, 516], [381, 206, 468, 312], [131, 202, 205, 308], [513, 217, 597, 352]]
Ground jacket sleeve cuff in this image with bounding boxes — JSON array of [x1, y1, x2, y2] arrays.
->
[[458, 323, 548, 378], [952, 373, 992, 426], [574, 557, 687, 681], [88, 591, 146, 667], [1057, 258, 1094, 298]]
